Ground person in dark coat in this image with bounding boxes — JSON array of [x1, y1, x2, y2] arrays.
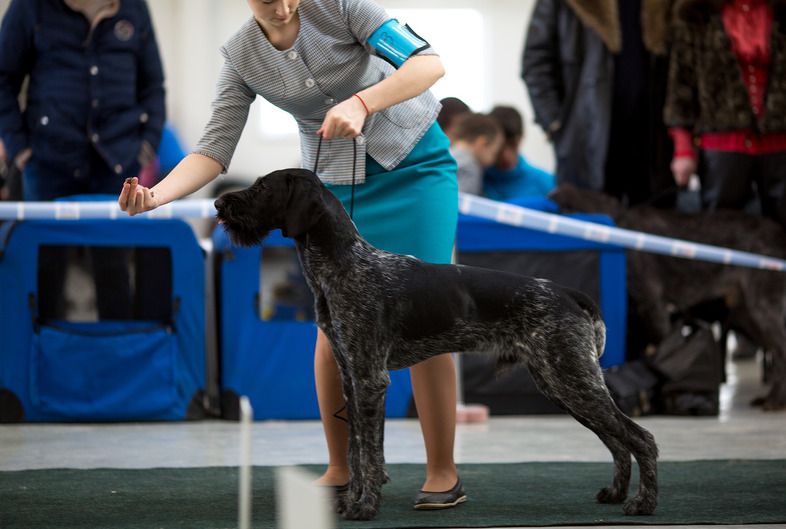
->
[[664, 0, 786, 227], [522, 0, 675, 206], [0, 0, 165, 200], [0, 0, 167, 321]]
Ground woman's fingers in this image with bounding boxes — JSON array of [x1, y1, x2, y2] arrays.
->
[[118, 177, 151, 216]]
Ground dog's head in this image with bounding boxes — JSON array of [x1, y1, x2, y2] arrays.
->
[[548, 183, 624, 220], [214, 168, 328, 246]]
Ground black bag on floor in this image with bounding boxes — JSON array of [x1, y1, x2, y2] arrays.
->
[[603, 360, 659, 417], [648, 320, 722, 416]]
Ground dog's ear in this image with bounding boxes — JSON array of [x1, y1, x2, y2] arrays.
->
[[283, 170, 327, 239]]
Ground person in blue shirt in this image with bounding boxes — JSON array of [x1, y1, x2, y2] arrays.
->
[[483, 106, 555, 202]]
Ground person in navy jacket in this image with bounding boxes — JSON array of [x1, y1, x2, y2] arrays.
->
[[0, 0, 166, 321], [0, 0, 165, 200]]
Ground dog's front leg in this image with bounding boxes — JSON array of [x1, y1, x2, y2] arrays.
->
[[341, 365, 391, 521]]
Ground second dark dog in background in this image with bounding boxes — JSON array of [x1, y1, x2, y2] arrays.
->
[[549, 184, 786, 411]]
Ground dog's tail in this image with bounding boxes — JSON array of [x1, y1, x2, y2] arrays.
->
[[568, 288, 607, 361]]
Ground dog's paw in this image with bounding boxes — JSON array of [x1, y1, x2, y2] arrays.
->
[[622, 494, 657, 515], [341, 500, 380, 521], [596, 486, 626, 504], [334, 494, 348, 514]]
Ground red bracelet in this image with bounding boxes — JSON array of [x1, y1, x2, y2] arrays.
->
[[353, 94, 370, 116]]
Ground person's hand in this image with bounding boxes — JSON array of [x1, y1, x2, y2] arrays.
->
[[13, 147, 32, 171], [671, 155, 696, 187], [118, 176, 159, 216], [317, 96, 368, 139], [137, 140, 156, 167]]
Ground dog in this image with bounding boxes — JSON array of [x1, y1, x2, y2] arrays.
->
[[214, 169, 659, 521], [549, 183, 786, 411]]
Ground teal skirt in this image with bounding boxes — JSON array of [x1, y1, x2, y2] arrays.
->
[[326, 123, 458, 264]]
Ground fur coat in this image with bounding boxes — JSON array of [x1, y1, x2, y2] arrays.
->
[[664, 0, 786, 134]]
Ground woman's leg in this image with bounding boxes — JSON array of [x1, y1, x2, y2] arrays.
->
[[314, 327, 458, 491], [314, 329, 350, 487], [410, 353, 458, 491]]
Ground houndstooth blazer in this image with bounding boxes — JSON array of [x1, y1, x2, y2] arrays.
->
[[194, 0, 441, 185]]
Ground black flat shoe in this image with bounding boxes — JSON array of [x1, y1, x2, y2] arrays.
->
[[413, 478, 466, 510], [332, 482, 349, 497]]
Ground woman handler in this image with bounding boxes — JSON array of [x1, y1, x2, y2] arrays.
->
[[119, 0, 464, 510]]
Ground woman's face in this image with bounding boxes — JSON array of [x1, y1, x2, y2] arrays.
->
[[247, 0, 301, 28]]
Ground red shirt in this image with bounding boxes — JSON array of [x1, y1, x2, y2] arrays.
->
[[671, 0, 786, 157]]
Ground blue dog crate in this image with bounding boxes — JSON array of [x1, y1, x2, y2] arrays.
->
[[456, 197, 627, 414], [213, 227, 415, 420], [0, 217, 206, 422]]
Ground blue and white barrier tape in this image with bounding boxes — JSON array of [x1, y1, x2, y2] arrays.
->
[[0, 199, 216, 221], [0, 195, 784, 272], [456, 192, 786, 272]]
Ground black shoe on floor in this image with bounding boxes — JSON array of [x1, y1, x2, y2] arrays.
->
[[332, 482, 349, 497], [413, 478, 466, 510]]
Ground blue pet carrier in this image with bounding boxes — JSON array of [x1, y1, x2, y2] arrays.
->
[[0, 216, 206, 422]]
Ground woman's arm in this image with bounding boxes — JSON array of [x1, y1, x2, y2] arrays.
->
[[317, 54, 445, 139], [118, 153, 223, 216]]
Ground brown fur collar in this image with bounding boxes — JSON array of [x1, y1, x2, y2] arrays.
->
[[566, 0, 674, 55]]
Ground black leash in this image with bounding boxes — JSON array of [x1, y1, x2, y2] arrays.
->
[[313, 134, 357, 424], [313, 135, 357, 219]]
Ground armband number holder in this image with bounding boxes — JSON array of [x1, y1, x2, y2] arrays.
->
[[368, 19, 430, 68]]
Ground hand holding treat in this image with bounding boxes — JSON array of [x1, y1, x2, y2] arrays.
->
[[119, 177, 158, 216]]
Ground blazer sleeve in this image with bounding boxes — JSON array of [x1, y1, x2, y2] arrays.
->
[[341, 0, 438, 57], [521, 0, 565, 136], [663, 19, 700, 130], [0, 0, 36, 161], [193, 50, 257, 171], [135, 0, 166, 151]]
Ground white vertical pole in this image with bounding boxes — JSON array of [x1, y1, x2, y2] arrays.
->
[[239, 396, 253, 529]]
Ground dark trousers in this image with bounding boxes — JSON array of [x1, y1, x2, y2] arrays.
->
[[699, 149, 786, 226], [24, 151, 171, 321]]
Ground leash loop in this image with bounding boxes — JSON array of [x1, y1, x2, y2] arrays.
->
[[313, 134, 357, 219]]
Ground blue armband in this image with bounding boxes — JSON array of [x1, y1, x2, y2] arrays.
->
[[368, 19, 430, 68]]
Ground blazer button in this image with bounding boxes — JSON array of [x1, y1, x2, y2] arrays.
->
[[356, 135, 366, 146], [140, 112, 149, 123], [92, 133, 100, 142], [114, 164, 123, 174], [90, 65, 99, 75], [324, 98, 336, 105], [40, 116, 49, 125], [305, 78, 315, 88], [287, 50, 298, 60]]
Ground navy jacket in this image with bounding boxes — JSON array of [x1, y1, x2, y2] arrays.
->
[[0, 0, 165, 178]]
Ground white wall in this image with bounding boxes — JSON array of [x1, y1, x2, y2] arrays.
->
[[0, 0, 554, 192]]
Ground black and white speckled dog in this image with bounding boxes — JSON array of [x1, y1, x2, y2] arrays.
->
[[214, 168, 659, 521]]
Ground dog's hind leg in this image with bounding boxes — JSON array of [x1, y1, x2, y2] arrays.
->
[[528, 359, 659, 515]]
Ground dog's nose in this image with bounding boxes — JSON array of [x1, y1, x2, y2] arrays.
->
[[214, 197, 224, 210]]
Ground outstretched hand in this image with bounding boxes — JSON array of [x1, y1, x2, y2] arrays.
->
[[118, 176, 159, 216]]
